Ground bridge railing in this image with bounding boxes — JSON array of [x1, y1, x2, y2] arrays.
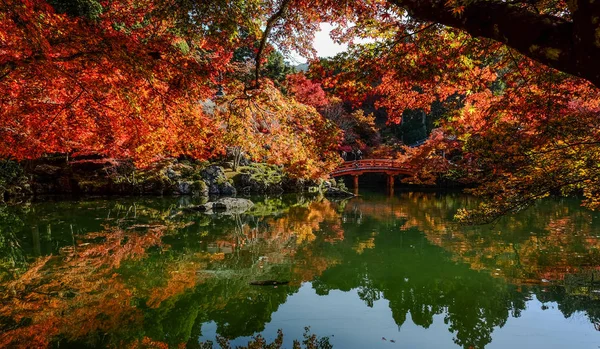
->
[[332, 159, 414, 175]]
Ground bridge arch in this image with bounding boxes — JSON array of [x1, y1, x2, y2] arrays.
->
[[331, 159, 415, 192]]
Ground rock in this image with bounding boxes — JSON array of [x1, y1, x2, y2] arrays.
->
[[183, 198, 254, 214], [218, 182, 236, 196], [72, 159, 133, 195], [205, 198, 254, 214], [233, 172, 284, 194], [139, 174, 169, 195], [163, 162, 194, 181], [324, 187, 355, 198], [57, 175, 75, 193], [175, 181, 193, 195], [213, 197, 253, 211], [192, 180, 209, 197], [166, 167, 178, 180], [208, 184, 220, 195], [281, 177, 306, 192], [201, 165, 235, 196], [219, 161, 235, 170], [73, 179, 109, 194], [8, 157, 250, 198], [33, 164, 61, 177], [183, 204, 209, 212], [201, 165, 226, 184], [70, 159, 111, 173], [239, 157, 251, 166], [212, 202, 228, 210]]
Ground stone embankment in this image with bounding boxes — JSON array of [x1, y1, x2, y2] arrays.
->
[[0, 157, 347, 202]]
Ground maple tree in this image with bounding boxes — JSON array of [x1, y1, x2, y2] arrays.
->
[[1, 0, 241, 163], [319, 98, 380, 153], [273, 0, 600, 221], [213, 81, 342, 178], [0, 0, 342, 176], [285, 72, 380, 153], [5, 0, 600, 220], [285, 73, 329, 108]]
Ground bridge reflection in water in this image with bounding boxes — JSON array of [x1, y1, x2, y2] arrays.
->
[[331, 159, 415, 193]]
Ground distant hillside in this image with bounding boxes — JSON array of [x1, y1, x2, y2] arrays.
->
[[295, 63, 309, 72]]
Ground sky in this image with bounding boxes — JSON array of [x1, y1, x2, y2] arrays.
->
[[312, 23, 349, 58], [287, 23, 350, 64]]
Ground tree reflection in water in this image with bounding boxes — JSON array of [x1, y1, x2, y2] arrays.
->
[[0, 193, 599, 348]]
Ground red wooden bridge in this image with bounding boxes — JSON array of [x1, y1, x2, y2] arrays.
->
[[331, 159, 415, 191]]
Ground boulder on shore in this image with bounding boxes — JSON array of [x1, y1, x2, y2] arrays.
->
[[201, 165, 236, 196]]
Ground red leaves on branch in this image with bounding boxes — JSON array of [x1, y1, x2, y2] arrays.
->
[[0, 0, 232, 164], [286, 73, 329, 108]]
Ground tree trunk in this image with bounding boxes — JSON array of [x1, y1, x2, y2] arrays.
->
[[391, 0, 600, 87]]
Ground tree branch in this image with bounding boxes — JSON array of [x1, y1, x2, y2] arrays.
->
[[0, 62, 15, 81], [252, 0, 291, 90], [389, 0, 600, 87]]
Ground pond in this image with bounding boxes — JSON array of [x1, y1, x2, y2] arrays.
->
[[1, 192, 600, 348]]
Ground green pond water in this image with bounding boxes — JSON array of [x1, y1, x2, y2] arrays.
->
[[1, 192, 600, 348]]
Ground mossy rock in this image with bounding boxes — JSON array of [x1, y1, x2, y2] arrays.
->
[[76, 179, 111, 194], [192, 180, 209, 197], [200, 165, 227, 184], [138, 173, 171, 194], [232, 163, 285, 194]]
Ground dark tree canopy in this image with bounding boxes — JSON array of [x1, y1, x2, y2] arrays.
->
[[391, 0, 600, 87]]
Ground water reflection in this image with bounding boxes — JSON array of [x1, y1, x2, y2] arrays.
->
[[0, 193, 599, 348]]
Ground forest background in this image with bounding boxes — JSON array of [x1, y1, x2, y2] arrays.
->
[[3, 0, 600, 222]]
